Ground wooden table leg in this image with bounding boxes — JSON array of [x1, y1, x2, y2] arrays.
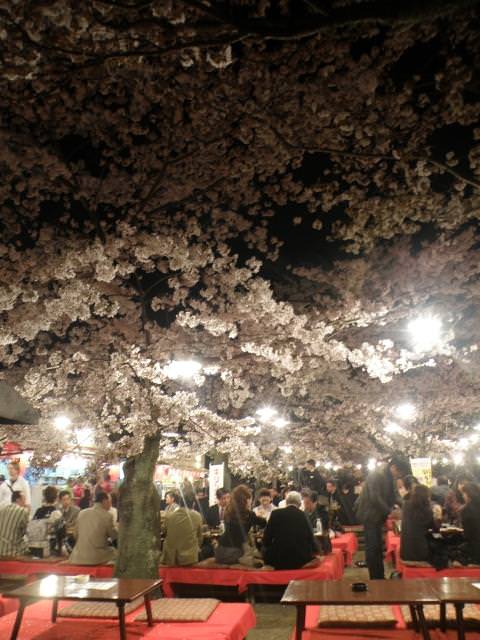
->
[[439, 602, 447, 632], [295, 604, 306, 640], [409, 604, 419, 631], [51, 598, 58, 622], [415, 605, 431, 640], [144, 594, 153, 626], [10, 598, 27, 640], [116, 602, 127, 640], [454, 603, 465, 640]]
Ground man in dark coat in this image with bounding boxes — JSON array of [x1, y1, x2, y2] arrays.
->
[[205, 488, 230, 528], [301, 459, 326, 495], [263, 491, 317, 569], [355, 456, 410, 579]]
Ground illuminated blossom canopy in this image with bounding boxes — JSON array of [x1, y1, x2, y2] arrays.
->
[[1, 0, 480, 476]]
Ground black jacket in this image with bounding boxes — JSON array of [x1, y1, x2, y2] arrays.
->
[[400, 499, 434, 562], [300, 469, 326, 495], [205, 504, 223, 528], [219, 511, 266, 549], [355, 467, 396, 526], [461, 502, 480, 564], [263, 505, 317, 570]]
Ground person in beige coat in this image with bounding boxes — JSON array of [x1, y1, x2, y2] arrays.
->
[[69, 492, 117, 565], [161, 494, 203, 566]]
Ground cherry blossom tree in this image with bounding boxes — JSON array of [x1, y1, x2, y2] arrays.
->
[[1, 0, 480, 575]]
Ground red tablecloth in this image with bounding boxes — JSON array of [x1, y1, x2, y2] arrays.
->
[[399, 559, 480, 579], [160, 549, 344, 597], [0, 599, 256, 640], [0, 596, 19, 617], [0, 559, 114, 578], [385, 532, 401, 567], [331, 533, 358, 566], [288, 604, 467, 639]]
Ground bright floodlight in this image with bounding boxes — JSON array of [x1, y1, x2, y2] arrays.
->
[[452, 452, 464, 465], [408, 315, 442, 352], [395, 403, 416, 421], [164, 359, 201, 379], [384, 422, 402, 434], [256, 407, 277, 422], [367, 458, 377, 471], [54, 415, 71, 429], [273, 417, 289, 429]]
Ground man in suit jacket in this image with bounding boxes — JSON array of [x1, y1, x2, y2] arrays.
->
[[161, 494, 203, 566], [205, 488, 230, 528], [69, 492, 117, 564], [263, 491, 317, 570]]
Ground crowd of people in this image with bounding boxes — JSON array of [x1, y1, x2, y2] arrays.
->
[[1, 456, 480, 579]]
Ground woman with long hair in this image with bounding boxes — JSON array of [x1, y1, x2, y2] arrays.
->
[[459, 482, 480, 565], [400, 484, 435, 563], [215, 484, 266, 567]]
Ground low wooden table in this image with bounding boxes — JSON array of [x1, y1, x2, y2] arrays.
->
[[281, 579, 439, 640], [429, 577, 480, 640], [3, 574, 161, 640]]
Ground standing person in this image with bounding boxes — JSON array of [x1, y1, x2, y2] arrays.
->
[[301, 460, 326, 495], [0, 474, 11, 508], [263, 491, 318, 569], [69, 492, 117, 564], [72, 477, 85, 507], [254, 488, 277, 521], [0, 491, 29, 557], [355, 456, 410, 579], [215, 485, 266, 567], [79, 487, 92, 510], [161, 494, 203, 566], [6, 461, 31, 508], [205, 488, 230, 528], [270, 486, 281, 507]]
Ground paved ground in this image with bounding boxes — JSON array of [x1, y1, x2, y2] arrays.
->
[[246, 550, 378, 639]]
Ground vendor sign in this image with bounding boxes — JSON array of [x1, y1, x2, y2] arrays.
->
[[409, 457, 432, 487]]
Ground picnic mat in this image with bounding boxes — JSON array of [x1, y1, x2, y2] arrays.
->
[[136, 598, 219, 621], [317, 605, 397, 628], [58, 597, 144, 618]]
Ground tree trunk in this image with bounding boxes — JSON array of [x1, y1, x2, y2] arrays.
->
[[115, 434, 161, 578]]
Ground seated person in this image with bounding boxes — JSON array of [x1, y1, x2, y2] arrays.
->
[[69, 492, 117, 564], [34, 485, 61, 520], [458, 482, 480, 565], [400, 484, 435, 563], [205, 488, 230, 528], [302, 490, 331, 554], [263, 491, 318, 570], [164, 490, 180, 514], [30, 485, 63, 555], [215, 484, 266, 567], [0, 491, 29, 557], [161, 493, 203, 566], [59, 490, 80, 551], [254, 488, 277, 521]]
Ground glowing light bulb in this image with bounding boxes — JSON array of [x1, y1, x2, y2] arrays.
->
[[395, 403, 416, 421], [273, 417, 289, 429], [164, 359, 202, 379], [367, 458, 377, 471], [54, 415, 71, 429], [256, 407, 278, 422], [452, 452, 464, 465], [408, 316, 442, 353]]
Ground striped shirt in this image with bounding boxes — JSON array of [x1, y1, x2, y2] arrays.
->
[[0, 504, 29, 557]]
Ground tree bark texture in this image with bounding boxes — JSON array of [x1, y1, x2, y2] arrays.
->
[[115, 434, 161, 578]]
